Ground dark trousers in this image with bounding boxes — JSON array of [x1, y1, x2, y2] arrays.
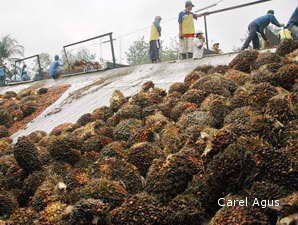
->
[[149, 40, 160, 62], [241, 22, 260, 50]]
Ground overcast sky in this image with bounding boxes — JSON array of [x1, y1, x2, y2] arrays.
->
[[1, 0, 297, 62]]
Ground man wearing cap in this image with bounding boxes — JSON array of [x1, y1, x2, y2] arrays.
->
[[193, 31, 205, 59], [212, 43, 223, 54], [179, 1, 200, 59], [287, 7, 298, 39], [49, 55, 64, 79], [149, 16, 162, 63], [241, 10, 284, 50]]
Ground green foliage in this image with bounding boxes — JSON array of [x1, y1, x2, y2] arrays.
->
[[37, 53, 51, 70], [126, 36, 151, 65], [125, 36, 179, 65], [0, 35, 24, 64], [62, 48, 97, 64]]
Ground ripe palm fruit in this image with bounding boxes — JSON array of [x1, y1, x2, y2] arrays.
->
[[47, 135, 81, 165], [0, 126, 9, 138], [100, 141, 128, 160], [91, 106, 113, 121], [247, 82, 278, 108], [13, 137, 42, 174], [170, 101, 198, 121], [273, 64, 298, 90], [37, 201, 68, 225], [0, 110, 12, 128], [184, 71, 204, 86], [66, 198, 110, 225], [109, 90, 126, 112], [191, 75, 232, 97], [113, 119, 143, 141], [181, 89, 207, 105], [166, 193, 207, 225], [98, 157, 143, 194], [8, 207, 38, 225], [29, 173, 65, 212], [17, 170, 45, 207], [110, 192, 168, 225], [252, 52, 281, 70], [224, 69, 251, 86], [127, 142, 164, 177], [145, 149, 202, 203], [229, 50, 259, 73], [0, 191, 18, 219], [168, 82, 188, 94], [77, 113, 95, 126], [247, 181, 287, 201], [276, 39, 298, 56], [20, 102, 38, 117], [265, 93, 297, 124], [77, 178, 128, 209], [160, 123, 187, 154], [200, 94, 230, 129], [178, 110, 212, 129]]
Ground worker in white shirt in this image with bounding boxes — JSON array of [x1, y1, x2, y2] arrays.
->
[[193, 31, 205, 59]]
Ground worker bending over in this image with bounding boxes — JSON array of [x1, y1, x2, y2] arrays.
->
[[149, 16, 162, 63], [241, 10, 284, 50], [193, 31, 205, 59], [287, 7, 298, 39], [178, 1, 200, 59], [49, 55, 64, 79]]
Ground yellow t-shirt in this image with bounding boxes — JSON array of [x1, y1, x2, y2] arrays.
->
[[179, 12, 195, 35], [150, 25, 160, 41]]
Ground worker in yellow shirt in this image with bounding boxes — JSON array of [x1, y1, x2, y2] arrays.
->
[[149, 16, 162, 63], [178, 1, 200, 60]]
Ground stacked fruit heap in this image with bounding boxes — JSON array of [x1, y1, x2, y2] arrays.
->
[[0, 40, 297, 225], [0, 88, 49, 136]]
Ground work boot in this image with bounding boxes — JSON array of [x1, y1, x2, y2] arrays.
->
[[187, 52, 193, 59], [181, 53, 187, 60]]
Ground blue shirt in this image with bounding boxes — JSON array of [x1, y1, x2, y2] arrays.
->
[[253, 14, 281, 31], [287, 7, 298, 27], [49, 60, 63, 76]]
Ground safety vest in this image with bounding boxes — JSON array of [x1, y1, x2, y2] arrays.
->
[[182, 14, 195, 35], [150, 25, 160, 41], [279, 29, 293, 40]]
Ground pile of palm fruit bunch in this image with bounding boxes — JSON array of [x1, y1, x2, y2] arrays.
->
[[0, 39, 298, 225], [0, 88, 49, 134], [71, 60, 102, 73]]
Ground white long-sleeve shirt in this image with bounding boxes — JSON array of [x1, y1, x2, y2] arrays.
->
[[193, 38, 205, 59]]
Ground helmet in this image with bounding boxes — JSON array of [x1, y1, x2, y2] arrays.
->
[[267, 10, 274, 15]]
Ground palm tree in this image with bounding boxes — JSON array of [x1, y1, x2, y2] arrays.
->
[[0, 35, 24, 65]]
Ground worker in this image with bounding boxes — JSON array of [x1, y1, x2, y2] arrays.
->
[[178, 1, 201, 59], [149, 16, 162, 63], [193, 31, 205, 59], [0, 66, 6, 86], [49, 55, 64, 79], [287, 7, 298, 39], [241, 10, 284, 50], [20, 64, 30, 81], [212, 43, 223, 54]]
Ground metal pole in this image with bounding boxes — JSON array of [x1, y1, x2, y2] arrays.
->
[[204, 16, 209, 50], [110, 33, 116, 67], [63, 47, 71, 72], [37, 55, 41, 72]]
